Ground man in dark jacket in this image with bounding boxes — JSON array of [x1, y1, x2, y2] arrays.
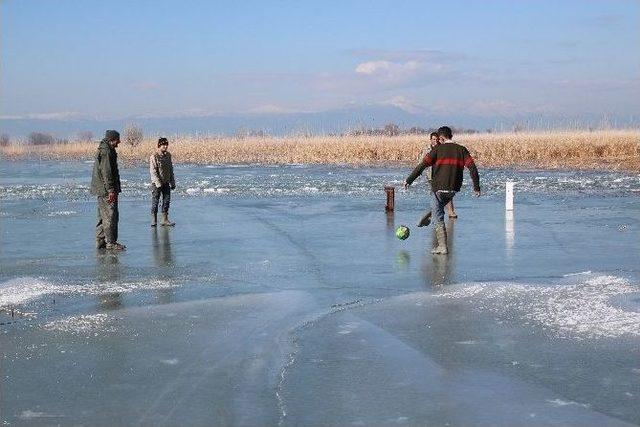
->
[[404, 126, 481, 254], [90, 130, 125, 251]]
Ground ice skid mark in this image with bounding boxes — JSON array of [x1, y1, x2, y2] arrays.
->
[[434, 274, 640, 339], [0, 277, 177, 310], [117, 291, 320, 427], [338, 321, 361, 335]]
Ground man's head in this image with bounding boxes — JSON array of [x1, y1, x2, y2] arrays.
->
[[104, 130, 120, 148], [429, 131, 440, 147], [158, 137, 169, 153], [437, 126, 453, 140]]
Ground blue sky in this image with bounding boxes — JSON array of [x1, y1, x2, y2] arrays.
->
[[2, 0, 638, 123]]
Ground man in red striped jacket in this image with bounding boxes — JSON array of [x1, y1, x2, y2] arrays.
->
[[403, 126, 481, 254]]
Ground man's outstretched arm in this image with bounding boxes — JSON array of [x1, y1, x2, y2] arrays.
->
[[464, 152, 481, 196], [404, 154, 434, 188]]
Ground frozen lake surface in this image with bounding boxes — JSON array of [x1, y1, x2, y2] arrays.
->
[[1, 160, 639, 426]]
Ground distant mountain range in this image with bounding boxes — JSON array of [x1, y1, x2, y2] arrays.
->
[[1, 105, 636, 139]]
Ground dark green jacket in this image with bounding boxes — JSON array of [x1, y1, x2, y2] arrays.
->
[[90, 140, 121, 196]]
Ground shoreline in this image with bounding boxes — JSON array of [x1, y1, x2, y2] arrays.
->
[[2, 130, 639, 171]]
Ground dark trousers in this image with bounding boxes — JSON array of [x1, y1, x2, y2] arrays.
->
[[152, 183, 171, 214], [96, 196, 119, 244]]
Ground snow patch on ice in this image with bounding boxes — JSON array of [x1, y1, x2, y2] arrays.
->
[[0, 277, 176, 309], [563, 271, 591, 277], [43, 313, 111, 333], [434, 274, 640, 339], [18, 409, 64, 419], [0, 278, 56, 307], [47, 210, 77, 217], [546, 399, 591, 409], [204, 187, 230, 193], [301, 186, 319, 193]]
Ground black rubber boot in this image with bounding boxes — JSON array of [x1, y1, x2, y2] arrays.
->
[[417, 210, 432, 227]]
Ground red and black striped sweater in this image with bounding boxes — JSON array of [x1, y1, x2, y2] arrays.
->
[[406, 141, 481, 192]]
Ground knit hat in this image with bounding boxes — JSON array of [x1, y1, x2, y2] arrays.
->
[[104, 130, 120, 142]]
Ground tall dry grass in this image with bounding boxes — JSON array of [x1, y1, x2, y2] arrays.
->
[[1, 130, 639, 171]]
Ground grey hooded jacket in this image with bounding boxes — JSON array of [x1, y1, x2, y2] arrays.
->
[[150, 151, 175, 188]]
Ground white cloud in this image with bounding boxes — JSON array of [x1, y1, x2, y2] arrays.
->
[[348, 55, 455, 93], [355, 60, 424, 76], [382, 96, 425, 114], [355, 60, 391, 75]]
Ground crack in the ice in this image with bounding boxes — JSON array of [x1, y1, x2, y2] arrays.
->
[[275, 297, 384, 426]]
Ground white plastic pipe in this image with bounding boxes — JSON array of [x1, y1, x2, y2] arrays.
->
[[505, 181, 514, 211]]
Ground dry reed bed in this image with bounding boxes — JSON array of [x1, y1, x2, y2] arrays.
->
[[1, 130, 639, 171]]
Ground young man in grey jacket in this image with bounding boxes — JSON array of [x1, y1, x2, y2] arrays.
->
[[150, 137, 176, 226], [90, 130, 126, 251]]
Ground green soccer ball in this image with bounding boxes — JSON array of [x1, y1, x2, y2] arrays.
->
[[395, 225, 410, 240]]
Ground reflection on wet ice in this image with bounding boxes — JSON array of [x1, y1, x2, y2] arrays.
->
[[152, 227, 174, 268], [505, 210, 515, 254], [395, 250, 410, 270], [152, 228, 175, 304], [95, 253, 123, 310], [422, 218, 456, 288]]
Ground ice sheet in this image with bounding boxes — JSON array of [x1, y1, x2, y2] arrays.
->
[[1, 160, 639, 426]]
